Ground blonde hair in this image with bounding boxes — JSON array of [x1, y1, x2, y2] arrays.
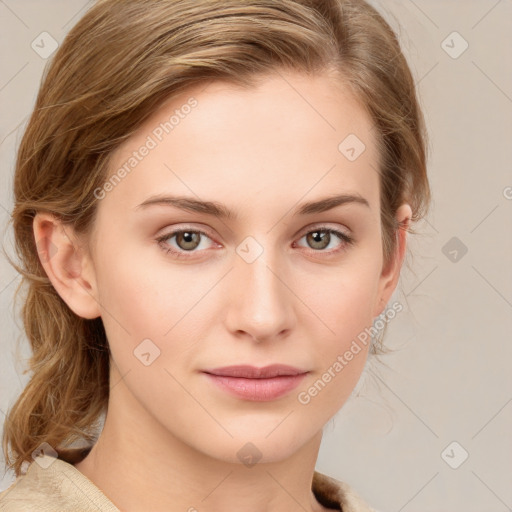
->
[[3, 0, 430, 476]]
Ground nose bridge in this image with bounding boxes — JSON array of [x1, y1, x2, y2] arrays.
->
[[226, 234, 293, 340]]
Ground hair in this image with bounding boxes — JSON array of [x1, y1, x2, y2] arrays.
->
[[2, 0, 430, 477]]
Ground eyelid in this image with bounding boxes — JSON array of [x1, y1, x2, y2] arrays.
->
[[156, 225, 219, 249], [156, 223, 351, 242], [296, 222, 351, 238], [156, 223, 216, 241]]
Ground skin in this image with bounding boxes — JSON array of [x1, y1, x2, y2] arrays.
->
[[34, 70, 411, 512]]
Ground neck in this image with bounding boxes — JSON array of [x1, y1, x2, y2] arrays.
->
[[74, 366, 330, 512]]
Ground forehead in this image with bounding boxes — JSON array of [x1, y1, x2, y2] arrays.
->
[[98, 71, 380, 223]]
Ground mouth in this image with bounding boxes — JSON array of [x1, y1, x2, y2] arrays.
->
[[201, 364, 309, 401], [203, 364, 307, 378]]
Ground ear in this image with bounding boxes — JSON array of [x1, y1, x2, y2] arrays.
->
[[373, 203, 412, 318], [33, 212, 101, 319]]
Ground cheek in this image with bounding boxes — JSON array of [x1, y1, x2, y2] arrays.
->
[[93, 247, 217, 361], [294, 278, 376, 416], [306, 257, 382, 341], [296, 254, 381, 394], [91, 247, 168, 353]]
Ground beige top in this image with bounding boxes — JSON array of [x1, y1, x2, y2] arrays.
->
[[0, 454, 377, 511]]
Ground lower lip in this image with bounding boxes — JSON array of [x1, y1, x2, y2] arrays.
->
[[203, 372, 308, 401]]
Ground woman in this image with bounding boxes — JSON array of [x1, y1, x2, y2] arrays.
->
[[0, 0, 430, 510]]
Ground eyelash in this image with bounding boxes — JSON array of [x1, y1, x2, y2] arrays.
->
[[155, 225, 354, 260]]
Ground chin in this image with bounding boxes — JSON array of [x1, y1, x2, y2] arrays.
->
[[188, 426, 314, 466]]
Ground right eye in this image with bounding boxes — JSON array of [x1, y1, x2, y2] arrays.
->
[[156, 227, 218, 259]]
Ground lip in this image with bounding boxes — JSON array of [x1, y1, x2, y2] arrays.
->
[[203, 364, 307, 378], [202, 365, 309, 401]]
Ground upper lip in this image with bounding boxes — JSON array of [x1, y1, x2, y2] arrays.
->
[[202, 364, 308, 379]]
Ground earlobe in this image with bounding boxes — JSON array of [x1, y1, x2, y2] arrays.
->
[[33, 213, 101, 320], [373, 204, 412, 318]]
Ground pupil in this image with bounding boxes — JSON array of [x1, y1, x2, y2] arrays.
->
[[309, 230, 329, 250], [179, 231, 199, 250]]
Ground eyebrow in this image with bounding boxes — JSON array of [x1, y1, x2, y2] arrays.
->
[[134, 193, 370, 219]]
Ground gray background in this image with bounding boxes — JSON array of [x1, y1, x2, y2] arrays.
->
[[0, 1, 511, 511]]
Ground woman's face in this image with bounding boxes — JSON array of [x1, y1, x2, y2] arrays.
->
[[74, 70, 408, 463]]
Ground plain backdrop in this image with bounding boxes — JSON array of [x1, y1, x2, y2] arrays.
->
[[0, 1, 511, 511]]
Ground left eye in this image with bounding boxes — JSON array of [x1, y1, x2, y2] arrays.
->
[[156, 226, 353, 259], [295, 228, 354, 253]]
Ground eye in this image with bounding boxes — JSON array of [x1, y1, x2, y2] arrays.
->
[[156, 224, 354, 260], [295, 226, 354, 255], [156, 227, 216, 259]]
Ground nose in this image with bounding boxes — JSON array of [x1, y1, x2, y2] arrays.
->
[[223, 244, 295, 343]]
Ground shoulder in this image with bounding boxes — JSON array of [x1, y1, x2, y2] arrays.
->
[[313, 470, 381, 512], [0, 455, 118, 512]]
